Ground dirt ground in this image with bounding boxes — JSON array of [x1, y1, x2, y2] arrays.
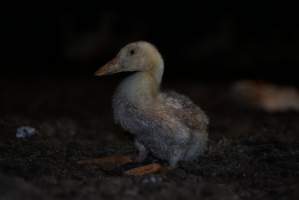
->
[[0, 79, 298, 200]]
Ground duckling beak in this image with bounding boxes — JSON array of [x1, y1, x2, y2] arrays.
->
[[95, 57, 120, 76]]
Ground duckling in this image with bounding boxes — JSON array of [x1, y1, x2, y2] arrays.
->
[[95, 41, 209, 170]]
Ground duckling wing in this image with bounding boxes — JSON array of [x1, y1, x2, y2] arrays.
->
[[113, 95, 191, 142], [160, 90, 209, 131]]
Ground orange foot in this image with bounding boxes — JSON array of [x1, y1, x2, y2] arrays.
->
[[124, 163, 163, 176], [78, 155, 170, 176]]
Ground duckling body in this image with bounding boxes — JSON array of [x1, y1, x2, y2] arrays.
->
[[96, 41, 209, 167]]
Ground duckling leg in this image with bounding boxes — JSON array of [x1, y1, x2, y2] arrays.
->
[[78, 141, 164, 176], [78, 154, 164, 176], [134, 140, 148, 162], [169, 149, 184, 167], [77, 141, 151, 174], [124, 144, 185, 176], [123, 141, 163, 176]]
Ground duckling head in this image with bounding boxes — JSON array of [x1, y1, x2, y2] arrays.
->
[[95, 41, 164, 81]]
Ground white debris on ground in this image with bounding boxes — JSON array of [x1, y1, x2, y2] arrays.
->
[[141, 175, 163, 184], [16, 126, 37, 139], [232, 80, 299, 112]]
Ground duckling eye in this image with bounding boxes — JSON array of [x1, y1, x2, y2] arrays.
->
[[129, 49, 135, 56]]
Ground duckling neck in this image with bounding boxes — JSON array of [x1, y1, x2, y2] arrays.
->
[[117, 63, 164, 107]]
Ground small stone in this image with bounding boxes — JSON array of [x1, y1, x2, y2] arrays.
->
[[16, 126, 37, 139]]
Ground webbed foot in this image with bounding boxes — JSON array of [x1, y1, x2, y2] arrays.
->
[[124, 163, 163, 176]]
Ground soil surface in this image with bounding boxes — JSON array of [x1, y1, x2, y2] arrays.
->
[[0, 79, 298, 200]]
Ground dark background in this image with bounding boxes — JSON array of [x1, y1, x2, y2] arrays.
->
[[2, 2, 298, 84], [1, 3, 299, 200]]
